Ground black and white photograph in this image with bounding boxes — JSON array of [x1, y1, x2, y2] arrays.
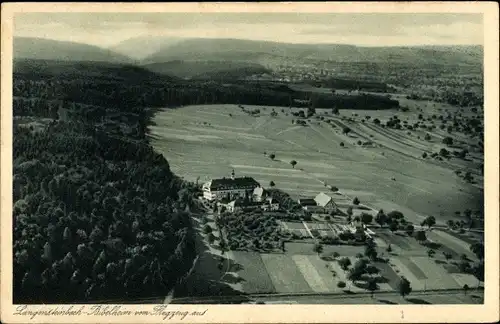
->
[[1, 2, 499, 323]]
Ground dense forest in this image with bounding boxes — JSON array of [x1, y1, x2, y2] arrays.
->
[[313, 78, 393, 93], [12, 62, 203, 303]]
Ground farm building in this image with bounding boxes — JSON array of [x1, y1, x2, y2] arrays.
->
[[261, 198, 280, 211], [297, 193, 338, 213], [252, 186, 267, 202], [298, 198, 323, 212], [226, 199, 262, 213], [202, 170, 260, 201], [314, 192, 338, 213], [222, 197, 280, 213]]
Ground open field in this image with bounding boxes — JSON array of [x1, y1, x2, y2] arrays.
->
[[280, 221, 357, 240], [151, 104, 482, 224], [230, 251, 276, 294]]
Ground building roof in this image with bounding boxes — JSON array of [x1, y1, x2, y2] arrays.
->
[[253, 186, 265, 197], [298, 198, 317, 206], [230, 198, 262, 208], [314, 192, 334, 207], [210, 177, 260, 191]]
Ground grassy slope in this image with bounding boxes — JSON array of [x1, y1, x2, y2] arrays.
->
[[150, 104, 482, 224]]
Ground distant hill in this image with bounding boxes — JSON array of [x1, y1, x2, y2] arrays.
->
[[14, 59, 178, 83], [14, 37, 133, 64], [141, 38, 483, 66], [143, 60, 271, 79], [109, 36, 185, 61]]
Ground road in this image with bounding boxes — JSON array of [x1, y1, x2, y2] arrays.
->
[[170, 288, 483, 304]]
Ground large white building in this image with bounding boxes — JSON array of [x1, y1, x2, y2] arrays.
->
[[202, 170, 261, 201]]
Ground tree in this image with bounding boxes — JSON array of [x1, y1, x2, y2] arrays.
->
[[443, 252, 453, 261], [290, 160, 297, 169], [342, 127, 351, 135], [63, 227, 72, 243], [346, 206, 353, 218], [415, 230, 427, 244], [405, 224, 415, 236], [353, 197, 360, 205], [269, 154, 276, 160], [373, 118, 380, 125], [421, 216, 436, 229], [375, 210, 387, 227], [207, 233, 216, 245], [337, 281, 346, 289], [470, 243, 484, 260], [340, 142, 345, 147], [427, 249, 435, 258], [313, 243, 324, 255], [442, 137, 453, 146], [463, 284, 470, 296], [472, 261, 484, 287], [398, 276, 412, 298], [387, 211, 404, 220], [203, 224, 213, 234], [367, 278, 379, 298], [347, 267, 362, 285], [307, 104, 316, 117], [269, 181, 276, 188], [333, 252, 340, 259], [424, 133, 431, 141], [365, 264, 380, 275], [338, 257, 351, 270], [219, 238, 228, 254], [361, 213, 373, 225], [386, 244, 392, 253], [389, 221, 398, 233], [364, 244, 378, 261], [439, 148, 450, 157], [422, 152, 428, 158]]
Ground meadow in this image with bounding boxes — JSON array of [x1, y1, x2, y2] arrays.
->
[[150, 103, 482, 225]]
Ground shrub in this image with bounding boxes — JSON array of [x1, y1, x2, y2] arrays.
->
[[442, 137, 453, 146], [337, 281, 346, 288], [203, 224, 213, 234]]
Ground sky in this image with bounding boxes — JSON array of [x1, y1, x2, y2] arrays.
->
[[14, 12, 484, 47]]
